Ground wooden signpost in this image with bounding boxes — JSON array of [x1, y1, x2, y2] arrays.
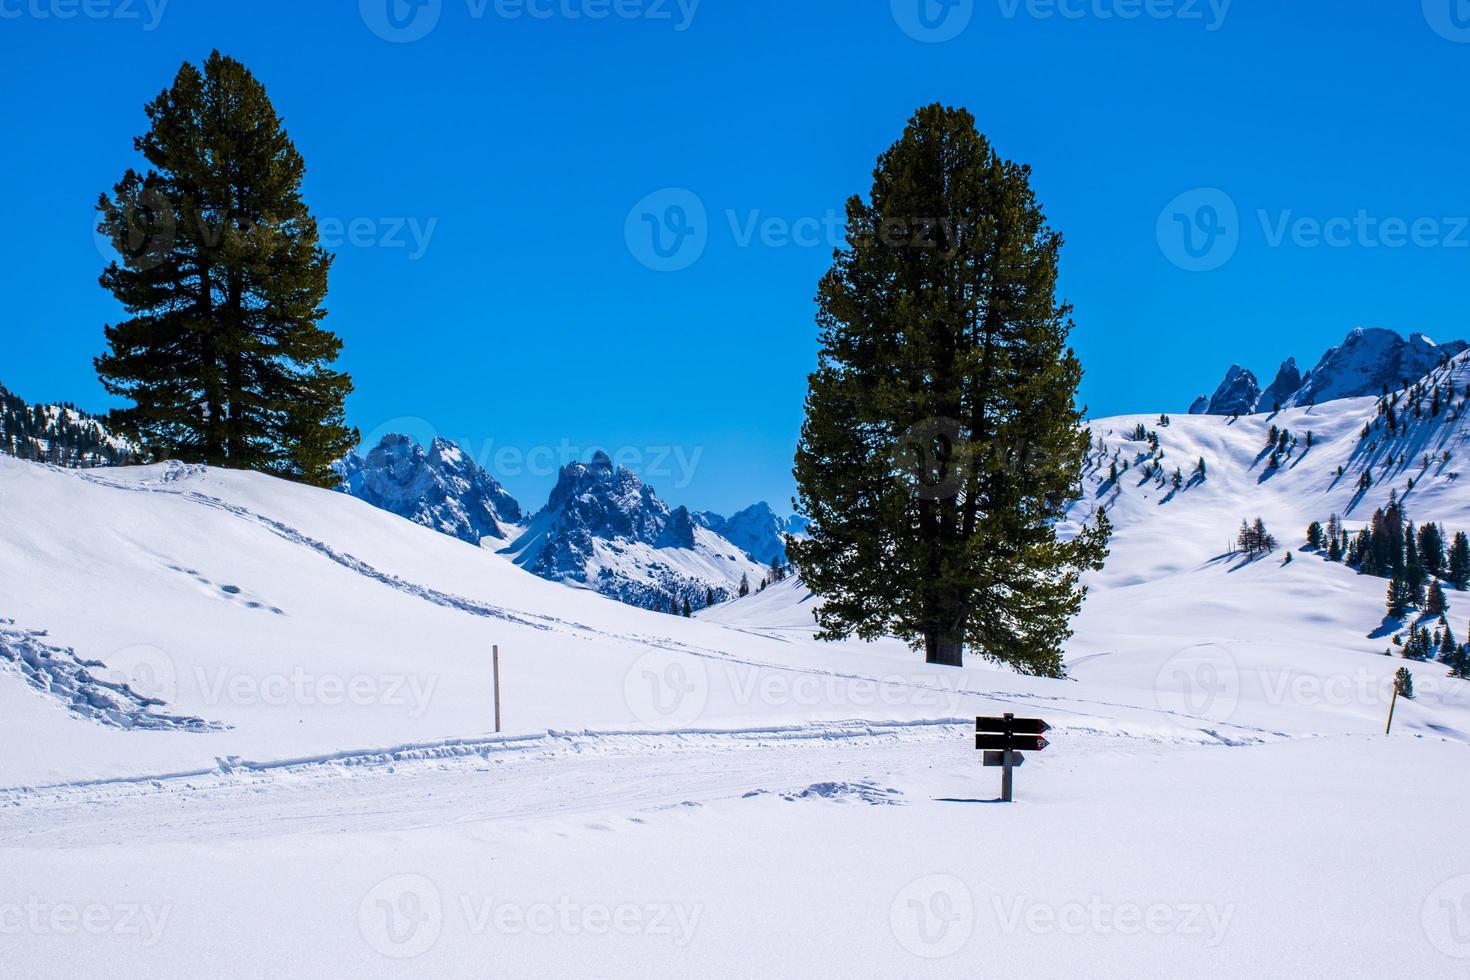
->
[[493, 644, 502, 734], [976, 713, 1051, 802]]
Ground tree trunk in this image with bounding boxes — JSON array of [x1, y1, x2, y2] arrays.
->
[[924, 631, 964, 667]]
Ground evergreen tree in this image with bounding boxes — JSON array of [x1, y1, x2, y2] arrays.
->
[[94, 51, 355, 486], [1386, 575, 1414, 620], [1395, 666, 1414, 699], [1419, 522, 1446, 577], [789, 104, 1110, 673], [738, 573, 750, 598], [1306, 521, 1324, 550], [706, 586, 716, 608], [1450, 532, 1470, 590], [1427, 580, 1448, 617], [682, 597, 692, 618], [1195, 457, 1206, 479]]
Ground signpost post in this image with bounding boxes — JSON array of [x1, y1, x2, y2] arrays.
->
[[493, 644, 502, 734], [975, 713, 1050, 802]]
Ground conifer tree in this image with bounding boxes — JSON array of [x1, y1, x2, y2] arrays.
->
[[738, 573, 750, 598], [790, 104, 1109, 673], [1396, 666, 1415, 698], [95, 51, 355, 486], [1419, 522, 1446, 577], [1306, 521, 1324, 550], [1427, 579, 1448, 617], [1450, 532, 1470, 591], [1386, 575, 1414, 620]]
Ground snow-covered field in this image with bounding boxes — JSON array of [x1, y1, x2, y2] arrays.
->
[[5, 363, 1470, 977]]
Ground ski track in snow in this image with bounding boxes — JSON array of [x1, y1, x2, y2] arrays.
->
[[0, 620, 226, 733], [0, 721, 1269, 849]]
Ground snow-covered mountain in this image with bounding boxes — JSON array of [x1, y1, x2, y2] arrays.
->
[[692, 502, 807, 565], [1188, 327, 1467, 416], [1285, 328, 1468, 407], [0, 381, 139, 468], [1191, 363, 1261, 416], [336, 433, 521, 546], [502, 451, 768, 612]]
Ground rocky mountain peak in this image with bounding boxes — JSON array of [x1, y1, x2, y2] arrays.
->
[[336, 434, 521, 546]]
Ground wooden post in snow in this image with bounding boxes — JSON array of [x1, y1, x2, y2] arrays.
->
[[493, 644, 502, 734]]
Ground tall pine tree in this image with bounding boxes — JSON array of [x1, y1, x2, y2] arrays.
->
[[95, 51, 355, 486], [790, 104, 1110, 674]]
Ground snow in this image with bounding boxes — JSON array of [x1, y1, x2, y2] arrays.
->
[[4, 358, 1470, 976]]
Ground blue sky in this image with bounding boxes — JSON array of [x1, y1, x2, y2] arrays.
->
[[3, 1, 1469, 514]]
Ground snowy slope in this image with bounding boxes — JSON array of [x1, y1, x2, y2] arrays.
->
[[5, 367, 1470, 976]]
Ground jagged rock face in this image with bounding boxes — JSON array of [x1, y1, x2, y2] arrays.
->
[[695, 502, 801, 565], [1191, 328, 1470, 415], [1258, 358, 1303, 413], [538, 451, 669, 547], [1206, 365, 1261, 416], [654, 506, 697, 550], [1284, 329, 1469, 407], [336, 434, 521, 546], [506, 455, 768, 614]]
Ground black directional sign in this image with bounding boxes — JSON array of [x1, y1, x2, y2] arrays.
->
[[975, 733, 1049, 753], [973, 713, 1050, 802], [976, 716, 1051, 736]]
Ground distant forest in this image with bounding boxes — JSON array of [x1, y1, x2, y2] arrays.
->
[[0, 384, 139, 468]]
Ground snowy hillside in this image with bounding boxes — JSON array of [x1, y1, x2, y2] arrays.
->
[[4, 368, 1470, 976]]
